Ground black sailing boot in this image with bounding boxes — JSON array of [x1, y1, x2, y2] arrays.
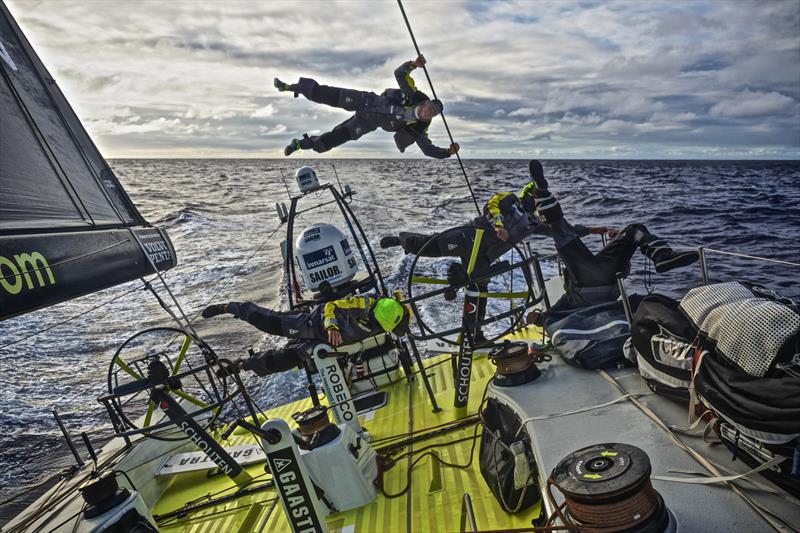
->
[[380, 235, 401, 249], [638, 232, 699, 273], [652, 249, 700, 273], [274, 77, 293, 92], [284, 134, 313, 157], [529, 159, 549, 190], [527, 159, 563, 223]]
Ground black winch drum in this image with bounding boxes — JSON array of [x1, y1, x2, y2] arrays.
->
[[551, 443, 677, 533]]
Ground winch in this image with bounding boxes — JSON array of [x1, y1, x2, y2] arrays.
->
[[292, 406, 341, 449], [550, 443, 675, 532], [489, 341, 548, 387]]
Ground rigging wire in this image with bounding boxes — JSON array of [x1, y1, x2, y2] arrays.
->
[[396, 0, 481, 215], [0, 279, 152, 351], [351, 197, 432, 217], [184, 223, 284, 326]]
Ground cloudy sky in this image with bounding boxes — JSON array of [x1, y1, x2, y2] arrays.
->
[[6, 0, 800, 159]]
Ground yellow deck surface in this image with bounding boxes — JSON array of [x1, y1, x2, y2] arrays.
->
[[154, 326, 546, 532]]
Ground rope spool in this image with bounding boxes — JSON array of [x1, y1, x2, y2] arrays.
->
[[550, 443, 673, 533]]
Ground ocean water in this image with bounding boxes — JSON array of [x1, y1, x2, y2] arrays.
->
[[0, 159, 798, 501]]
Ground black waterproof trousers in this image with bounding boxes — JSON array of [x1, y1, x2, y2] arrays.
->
[[242, 340, 311, 376], [293, 77, 380, 153], [227, 302, 322, 340], [548, 219, 662, 312], [399, 227, 503, 335]]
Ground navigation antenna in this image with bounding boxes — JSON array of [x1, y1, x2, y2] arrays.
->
[[396, 0, 481, 215]]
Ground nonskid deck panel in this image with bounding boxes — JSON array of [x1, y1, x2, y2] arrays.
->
[[152, 333, 547, 532]]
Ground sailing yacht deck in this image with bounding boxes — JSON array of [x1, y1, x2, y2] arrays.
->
[[490, 353, 799, 532]]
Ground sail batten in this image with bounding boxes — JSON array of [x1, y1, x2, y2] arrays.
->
[[0, 1, 176, 320]]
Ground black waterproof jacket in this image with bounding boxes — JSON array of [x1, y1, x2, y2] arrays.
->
[[384, 61, 450, 159]]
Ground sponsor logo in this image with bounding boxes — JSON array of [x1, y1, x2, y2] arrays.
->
[[303, 246, 337, 269], [179, 420, 235, 476], [0, 40, 17, 71], [139, 235, 173, 266], [319, 359, 355, 422], [340, 238, 352, 256], [303, 228, 321, 243], [455, 346, 474, 406], [448, 243, 458, 251], [274, 458, 292, 473], [0, 251, 55, 295], [309, 265, 341, 284], [269, 447, 324, 532]]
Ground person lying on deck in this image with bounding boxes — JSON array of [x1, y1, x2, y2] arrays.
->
[[274, 55, 459, 158], [201, 295, 409, 376], [379, 160, 698, 333], [523, 163, 699, 317]]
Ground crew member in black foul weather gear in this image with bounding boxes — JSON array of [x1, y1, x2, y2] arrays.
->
[[524, 161, 700, 314], [381, 160, 699, 332], [202, 296, 409, 376], [380, 161, 558, 341], [275, 55, 459, 158]]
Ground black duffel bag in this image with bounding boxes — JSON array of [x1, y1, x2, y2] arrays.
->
[[630, 293, 700, 402], [544, 297, 642, 369]]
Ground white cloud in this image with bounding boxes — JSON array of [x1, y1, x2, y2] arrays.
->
[[5, 0, 798, 158], [87, 117, 183, 135], [508, 107, 539, 117], [710, 90, 796, 118], [251, 104, 276, 118], [259, 123, 287, 135]]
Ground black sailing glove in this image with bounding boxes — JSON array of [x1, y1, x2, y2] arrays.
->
[[202, 303, 228, 319]]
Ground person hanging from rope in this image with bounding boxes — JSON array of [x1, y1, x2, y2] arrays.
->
[[380, 160, 698, 336], [201, 295, 410, 376], [274, 55, 459, 158]]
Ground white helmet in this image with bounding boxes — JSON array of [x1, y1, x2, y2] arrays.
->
[[295, 166, 320, 193]]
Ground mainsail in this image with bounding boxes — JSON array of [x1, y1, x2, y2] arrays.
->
[[0, 2, 176, 320]]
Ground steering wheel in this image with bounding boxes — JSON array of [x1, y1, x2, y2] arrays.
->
[[106, 327, 229, 441], [404, 225, 537, 346]]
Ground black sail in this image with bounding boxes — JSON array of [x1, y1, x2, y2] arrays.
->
[[0, 2, 176, 320]]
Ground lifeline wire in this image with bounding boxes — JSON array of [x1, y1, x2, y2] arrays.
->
[[396, 0, 481, 215]]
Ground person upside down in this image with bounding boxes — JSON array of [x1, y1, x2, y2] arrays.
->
[[274, 55, 459, 159], [380, 160, 699, 333], [518, 162, 699, 314], [202, 295, 409, 376]]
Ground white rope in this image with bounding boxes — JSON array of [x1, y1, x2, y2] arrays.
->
[[651, 455, 784, 485], [597, 369, 794, 532]]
